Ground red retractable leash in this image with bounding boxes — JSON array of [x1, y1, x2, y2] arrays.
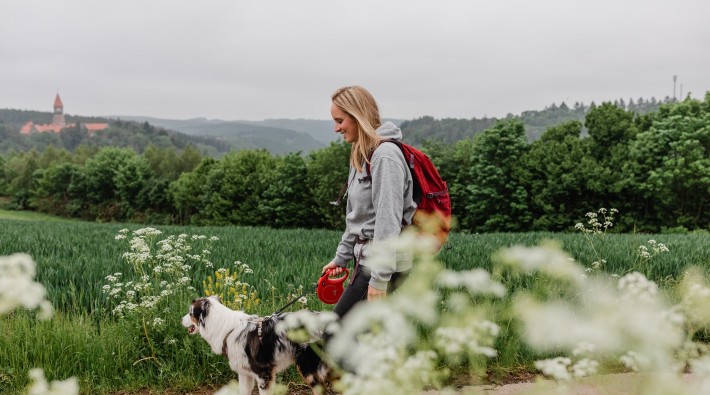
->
[[272, 268, 350, 314], [316, 268, 349, 305]]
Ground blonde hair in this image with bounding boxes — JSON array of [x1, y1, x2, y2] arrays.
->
[[331, 85, 382, 172]]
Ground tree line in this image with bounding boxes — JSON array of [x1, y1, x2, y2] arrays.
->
[[1, 94, 708, 233]]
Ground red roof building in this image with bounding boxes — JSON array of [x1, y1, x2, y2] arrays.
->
[[20, 94, 108, 135]]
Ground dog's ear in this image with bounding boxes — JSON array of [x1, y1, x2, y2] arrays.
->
[[195, 298, 211, 328]]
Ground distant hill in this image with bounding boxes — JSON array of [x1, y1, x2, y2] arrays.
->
[[400, 98, 668, 145], [244, 119, 335, 144], [1, 96, 671, 156], [113, 116, 327, 155], [0, 109, 231, 156], [242, 118, 406, 145]]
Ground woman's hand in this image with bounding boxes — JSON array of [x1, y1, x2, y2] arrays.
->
[[322, 261, 344, 276], [368, 285, 386, 301]]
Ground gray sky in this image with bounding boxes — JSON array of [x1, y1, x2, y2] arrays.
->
[[2, 0, 709, 122]]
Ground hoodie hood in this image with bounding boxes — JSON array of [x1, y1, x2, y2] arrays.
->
[[376, 121, 402, 140]]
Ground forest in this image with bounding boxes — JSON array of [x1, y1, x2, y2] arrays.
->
[[0, 94, 708, 233]]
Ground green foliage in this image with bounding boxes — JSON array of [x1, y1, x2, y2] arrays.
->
[[521, 121, 590, 230], [2, 94, 710, 233], [305, 140, 351, 229], [169, 157, 218, 225], [585, 102, 638, 155], [259, 153, 318, 228], [400, 115, 497, 145], [464, 120, 531, 231], [2, 218, 709, 393], [623, 97, 710, 231], [0, 109, 230, 157], [203, 149, 277, 226]]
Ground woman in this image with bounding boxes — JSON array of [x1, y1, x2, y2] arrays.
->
[[322, 85, 417, 317]]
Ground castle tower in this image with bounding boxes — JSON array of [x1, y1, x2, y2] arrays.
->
[[52, 93, 66, 127]]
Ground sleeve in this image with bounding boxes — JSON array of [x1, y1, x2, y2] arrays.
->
[[333, 230, 355, 266], [368, 154, 407, 290], [333, 176, 355, 266]]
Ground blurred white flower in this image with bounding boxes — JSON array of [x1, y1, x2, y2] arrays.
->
[[0, 253, 52, 319], [26, 368, 78, 395], [535, 357, 572, 381], [213, 380, 241, 395], [497, 242, 586, 284]]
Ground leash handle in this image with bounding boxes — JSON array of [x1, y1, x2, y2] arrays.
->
[[319, 268, 349, 285], [317, 268, 349, 304]]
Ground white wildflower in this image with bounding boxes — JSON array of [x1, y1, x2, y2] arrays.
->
[[436, 269, 506, 297], [572, 358, 599, 378], [213, 380, 241, 395], [535, 357, 572, 381], [0, 253, 52, 318], [26, 368, 78, 395], [572, 342, 597, 356], [496, 242, 585, 284]]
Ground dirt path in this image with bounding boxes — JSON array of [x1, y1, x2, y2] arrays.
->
[[424, 373, 698, 395]]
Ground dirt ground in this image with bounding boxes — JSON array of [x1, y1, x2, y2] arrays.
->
[[424, 372, 699, 395], [110, 372, 701, 394]]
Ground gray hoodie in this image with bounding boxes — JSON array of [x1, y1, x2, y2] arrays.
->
[[332, 121, 417, 290]]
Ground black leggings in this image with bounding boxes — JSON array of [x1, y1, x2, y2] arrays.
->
[[333, 267, 409, 318]]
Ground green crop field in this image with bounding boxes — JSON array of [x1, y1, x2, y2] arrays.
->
[[1, 217, 709, 394]]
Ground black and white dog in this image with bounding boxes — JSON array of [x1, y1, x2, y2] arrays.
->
[[182, 296, 334, 395]]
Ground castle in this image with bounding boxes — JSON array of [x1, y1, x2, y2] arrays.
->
[[20, 94, 109, 135]]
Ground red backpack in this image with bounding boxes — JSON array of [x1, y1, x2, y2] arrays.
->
[[367, 139, 452, 251]]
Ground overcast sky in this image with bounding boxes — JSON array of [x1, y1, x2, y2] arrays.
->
[[2, 0, 709, 122]]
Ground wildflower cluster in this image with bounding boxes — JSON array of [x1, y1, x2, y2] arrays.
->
[[506, 242, 710, 394], [105, 227, 259, 367], [574, 208, 618, 274], [637, 239, 670, 263], [203, 263, 260, 312], [104, 228, 210, 322], [574, 208, 618, 235], [324, 229, 506, 394], [575, 208, 671, 276]]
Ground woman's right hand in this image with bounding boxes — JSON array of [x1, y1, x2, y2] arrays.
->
[[322, 261, 344, 276]]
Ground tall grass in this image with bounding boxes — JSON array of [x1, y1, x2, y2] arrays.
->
[[1, 218, 709, 393]]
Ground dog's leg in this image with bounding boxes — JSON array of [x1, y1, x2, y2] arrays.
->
[[237, 371, 254, 395], [255, 371, 276, 395]]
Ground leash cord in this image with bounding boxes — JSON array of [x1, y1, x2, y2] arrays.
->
[[273, 283, 317, 315]]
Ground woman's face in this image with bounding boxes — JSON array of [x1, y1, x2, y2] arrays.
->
[[331, 102, 359, 144]]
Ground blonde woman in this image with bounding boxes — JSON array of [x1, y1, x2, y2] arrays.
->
[[322, 86, 417, 317]]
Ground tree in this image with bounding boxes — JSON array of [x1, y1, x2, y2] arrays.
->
[[4, 150, 40, 209], [521, 121, 591, 230], [422, 138, 473, 230], [202, 150, 277, 226], [623, 97, 710, 230], [80, 147, 146, 220], [0, 156, 6, 195], [259, 153, 318, 228], [585, 102, 637, 159], [114, 153, 153, 216], [31, 162, 82, 216], [59, 124, 88, 151], [169, 157, 217, 225], [305, 141, 351, 229], [463, 120, 531, 232]]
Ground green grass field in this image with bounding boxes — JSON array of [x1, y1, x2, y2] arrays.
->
[[1, 215, 709, 394]]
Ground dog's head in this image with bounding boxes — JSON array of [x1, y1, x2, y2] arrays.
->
[[182, 296, 221, 335]]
